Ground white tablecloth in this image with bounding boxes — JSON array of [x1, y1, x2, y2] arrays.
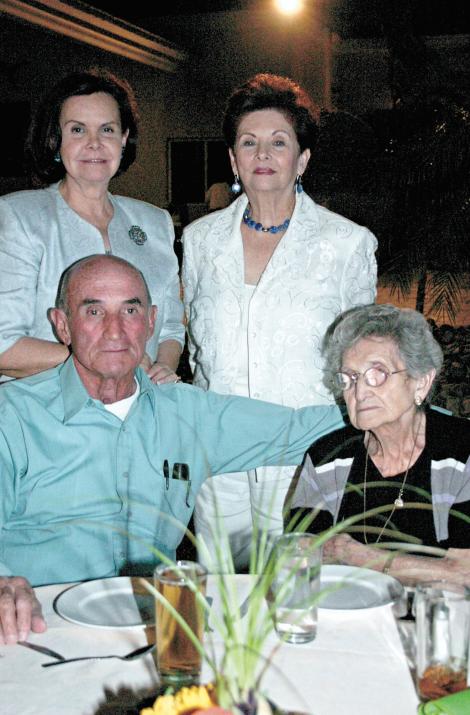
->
[[0, 576, 419, 715]]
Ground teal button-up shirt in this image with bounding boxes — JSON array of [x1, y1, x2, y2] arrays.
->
[[0, 358, 343, 586]]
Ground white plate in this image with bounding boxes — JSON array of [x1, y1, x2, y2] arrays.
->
[[319, 565, 404, 610], [54, 577, 154, 629]]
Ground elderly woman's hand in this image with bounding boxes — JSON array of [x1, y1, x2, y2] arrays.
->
[[322, 533, 387, 571], [0, 576, 46, 644], [438, 549, 470, 586], [322, 533, 356, 564], [325, 539, 470, 587]]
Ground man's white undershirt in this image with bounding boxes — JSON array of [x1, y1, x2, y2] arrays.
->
[[103, 378, 140, 420]]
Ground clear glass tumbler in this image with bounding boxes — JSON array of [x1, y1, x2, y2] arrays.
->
[[415, 581, 470, 701], [270, 532, 322, 644]]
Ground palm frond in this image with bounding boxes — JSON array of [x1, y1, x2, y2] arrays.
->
[[425, 271, 468, 322]]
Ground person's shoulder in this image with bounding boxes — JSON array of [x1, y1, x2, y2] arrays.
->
[[306, 421, 362, 464], [150, 382, 217, 415], [0, 185, 52, 212], [0, 368, 60, 412], [427, 407, 470, 455], [151, 381, 203, 401], [112, 194, 169, 221], [300, 193, 376, 243], [183, 197, 240, 239]]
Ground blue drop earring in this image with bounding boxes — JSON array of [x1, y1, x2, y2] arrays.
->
[[295, 174, 303, 194], [54, 152, 61, 163]]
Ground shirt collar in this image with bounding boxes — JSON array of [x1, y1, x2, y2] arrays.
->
[[134, 366, 157, 412], [59, 356, 156, 422]]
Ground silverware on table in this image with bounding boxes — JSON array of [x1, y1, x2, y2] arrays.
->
[[41, 642, 155, 667], [18, 641, 65, 661]]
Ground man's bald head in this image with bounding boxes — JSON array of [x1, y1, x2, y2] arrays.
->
[[56, 254, 152, 316], [50, 254, 157, 399]]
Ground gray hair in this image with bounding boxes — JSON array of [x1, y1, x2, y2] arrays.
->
[[323, 303, 444, 402], [56, 254, 152, 315]]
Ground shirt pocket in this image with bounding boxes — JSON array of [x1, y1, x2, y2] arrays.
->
[[158, 476, 195, 550]]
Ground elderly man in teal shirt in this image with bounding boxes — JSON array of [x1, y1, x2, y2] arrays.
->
[[0, 254, 342, 643]]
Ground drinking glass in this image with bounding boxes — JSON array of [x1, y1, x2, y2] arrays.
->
[[270, 532, 322, 644], [154, 560, 207, 685], [415, 581, 470, 701]]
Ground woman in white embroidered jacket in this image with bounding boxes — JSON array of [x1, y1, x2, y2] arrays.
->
[[182, 74, 377, 569], [0, 70, 183, 382], [290, 304, 470, 586]]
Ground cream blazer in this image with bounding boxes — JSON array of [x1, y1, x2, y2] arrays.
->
[[182, 191, 377, 409]]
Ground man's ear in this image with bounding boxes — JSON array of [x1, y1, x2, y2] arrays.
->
[[49, 308, 72, 346], [148, 305, 157, 339]]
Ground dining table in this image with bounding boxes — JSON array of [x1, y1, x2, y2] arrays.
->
[[1, 573, 419, 715]]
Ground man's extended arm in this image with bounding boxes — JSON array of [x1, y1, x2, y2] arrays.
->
[[189, 389, 344, 477]]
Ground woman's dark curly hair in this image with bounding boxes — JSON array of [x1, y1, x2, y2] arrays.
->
[[222, 73, 320, 152], [26, 69, 139, 187]]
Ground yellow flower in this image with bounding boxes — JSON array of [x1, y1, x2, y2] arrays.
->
[[141, 684, 217, 715]]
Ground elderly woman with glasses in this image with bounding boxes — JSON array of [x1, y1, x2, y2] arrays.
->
[[290, 303, 470, 585]]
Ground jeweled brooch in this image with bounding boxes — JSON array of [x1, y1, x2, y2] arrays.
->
[[128, 225, 147, 245]]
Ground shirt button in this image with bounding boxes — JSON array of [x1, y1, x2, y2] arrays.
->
[[253, 392, 260, 398], [121, 426, 126, 432], [253, 362, 258, 368], [123, 471, 129, 479]]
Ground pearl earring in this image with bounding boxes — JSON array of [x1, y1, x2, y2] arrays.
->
[[231, 174, 241, 193]]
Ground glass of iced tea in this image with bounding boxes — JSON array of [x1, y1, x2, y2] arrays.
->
[[415, 581, 470, 701], [154, 560, 208, 685]]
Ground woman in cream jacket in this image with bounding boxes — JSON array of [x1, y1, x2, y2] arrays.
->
[[182, 74, 377, 569]]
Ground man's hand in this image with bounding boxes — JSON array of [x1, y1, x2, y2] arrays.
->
[[0, 576, 46, 644]]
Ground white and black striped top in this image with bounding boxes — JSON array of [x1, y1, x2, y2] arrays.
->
[[290, 408, 470, 547]]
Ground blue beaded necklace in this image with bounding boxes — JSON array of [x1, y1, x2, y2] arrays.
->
[[242, 206, 290, 235]]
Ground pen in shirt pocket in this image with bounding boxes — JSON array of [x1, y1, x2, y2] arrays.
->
[[163, 459, 170, 490], [173, 463, 191, 506]]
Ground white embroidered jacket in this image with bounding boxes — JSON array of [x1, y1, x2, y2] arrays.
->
[[182, 192, 377, 411]]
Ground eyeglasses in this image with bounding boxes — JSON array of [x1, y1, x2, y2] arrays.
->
[[334, 367, 408, 391]]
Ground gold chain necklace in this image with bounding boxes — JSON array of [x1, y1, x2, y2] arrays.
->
[[362, 415, 423, 544]]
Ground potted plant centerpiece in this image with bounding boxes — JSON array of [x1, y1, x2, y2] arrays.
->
[[138, 513, 328, 715], [135, 482, 419, 715]]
